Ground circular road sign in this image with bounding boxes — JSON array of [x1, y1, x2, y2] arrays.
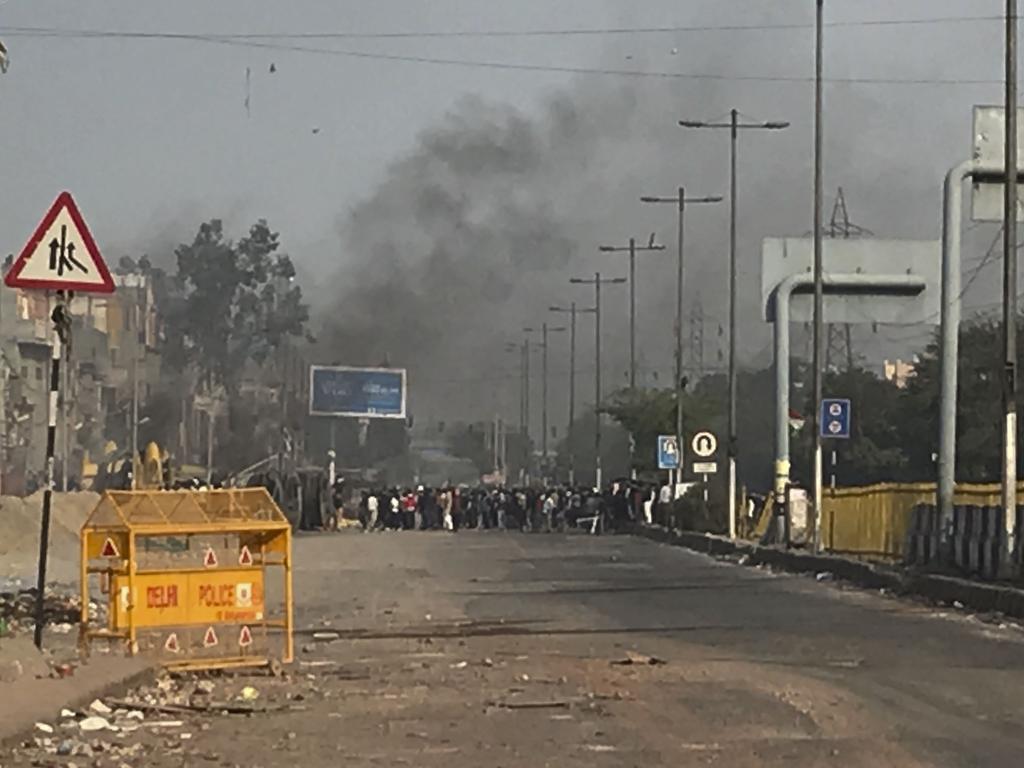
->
[[691, 431, 718, 458]]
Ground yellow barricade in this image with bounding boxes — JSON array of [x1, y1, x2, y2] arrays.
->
[[79, 488, 293, 672], [821, 481, 1024, 560]]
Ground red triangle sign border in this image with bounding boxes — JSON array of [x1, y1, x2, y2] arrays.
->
[[4, 191, 115, 294]]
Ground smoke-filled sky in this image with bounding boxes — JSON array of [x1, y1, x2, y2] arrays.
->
[[0, 0, 1016, 427]]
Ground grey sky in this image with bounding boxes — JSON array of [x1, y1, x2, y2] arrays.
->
[[0, 1, 1014, 422]]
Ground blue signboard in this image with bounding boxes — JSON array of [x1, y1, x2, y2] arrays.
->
[[657, 435, 681, 470], [820, 398, 851, 439], [309, 366, 407, 419]]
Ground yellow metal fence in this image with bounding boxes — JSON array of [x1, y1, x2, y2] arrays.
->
[[819, 481, 1024, 560]]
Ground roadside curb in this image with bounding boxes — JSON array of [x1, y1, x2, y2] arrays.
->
[[0, 656, 156, 750], [637, 525, 1024, 619]]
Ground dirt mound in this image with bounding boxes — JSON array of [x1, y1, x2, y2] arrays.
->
[[0, 492, 99, 585]]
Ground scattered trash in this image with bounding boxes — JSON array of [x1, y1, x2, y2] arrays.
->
[[145, 720, 185, 728], [584, 744, 618, 752], [313, 631, 340, 642], [60, 708, 77, 719], [482, 657, 494, 667], [238, 686, 260, 702], [953, 600, 965, 609], [815, 572, 834, 582], [450, 661, 468, 670], [78, 716, 113, 732], [519, 673, 530, 682], [496, 700, 571, 710], [612, 650, 666, 666], [89, 699, 112, 715], [34, 722, 54, 734], [194, 680, 216, 695], [737, 554, 751, 565]]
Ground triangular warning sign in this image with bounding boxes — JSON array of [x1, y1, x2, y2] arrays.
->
[[238, 626, 253, 648], [164, 633, 181, 654], [4, 192, 114, 294], [203, 627, 218, 648], [203, 548, 218, 568], [238, 545, 253, 567], [100, 537, 120, 558]]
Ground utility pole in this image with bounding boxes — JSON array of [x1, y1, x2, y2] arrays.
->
[[811, 0, 826, 550], [570, 272, 626, 490], [597, 236, 665, 390], [688, 301, 706, 378], [681, 104, 789, 546], [524, 323, 566, 481], [1003, 0, 1019, 576], [551, 302, 597, 485], [641, 188, 722, 496]]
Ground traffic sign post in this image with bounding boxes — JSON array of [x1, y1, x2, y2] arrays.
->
[[657, 435, 681, 471], [820, 399, 851, 492], [820, 399, 851, 439], [690, 432, 719, 504], [4, 193, 114, 651]]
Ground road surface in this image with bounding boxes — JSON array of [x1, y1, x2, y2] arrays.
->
[[12, 530, 1024, 766]]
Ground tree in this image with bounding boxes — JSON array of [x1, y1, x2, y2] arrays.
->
[[173, 219, 310, 393]]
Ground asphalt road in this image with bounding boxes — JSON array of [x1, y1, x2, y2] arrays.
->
[[16, 530, 1024, 767]]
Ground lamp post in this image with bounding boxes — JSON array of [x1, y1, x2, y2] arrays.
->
[[680, 109, 789, 540], [524, 323, 566, 482], [640, 189, 722, 496], [550, 303, 597, 485], [570, 272, 627, 490]]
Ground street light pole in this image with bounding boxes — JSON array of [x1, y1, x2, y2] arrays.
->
[[1002, 0, 1019, 575], [570, 273, 626, 489], [680, 110, 788, 540], [812, 0, 826, 550], [552, 302, 597, 486], [598, 237, 666, 390], [640, 189, 722, 496], [525, 323, 566, 482]]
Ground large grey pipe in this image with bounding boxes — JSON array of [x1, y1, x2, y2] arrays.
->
[[938, 160, 974, 548], [774, 273, 928, 492]]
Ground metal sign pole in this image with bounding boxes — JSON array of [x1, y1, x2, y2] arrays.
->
[[34, 296, 68, 649]]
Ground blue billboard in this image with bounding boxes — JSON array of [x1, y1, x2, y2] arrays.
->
[[309, 366, 407, 419]]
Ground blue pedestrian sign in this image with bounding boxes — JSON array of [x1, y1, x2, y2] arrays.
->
[[657, 435, 681, 470], [820, 398, 851, 439]]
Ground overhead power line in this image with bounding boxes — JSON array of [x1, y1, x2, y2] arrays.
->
[[0, 28, 1003, 87], [1, 15, 1002, 41]]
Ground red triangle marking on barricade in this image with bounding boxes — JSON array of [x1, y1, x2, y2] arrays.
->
[[239, 545, 253, 567], [203, 626, 218, 648], [238, 625, 253, 648], [100, 537, 120, 558], [164, 633, 180, 653], [203, 548, 218, 568]]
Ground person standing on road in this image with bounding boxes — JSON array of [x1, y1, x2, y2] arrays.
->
[[366, 491, 380, 531], [440, 487, 454, 531], [543, 490, 558, 532]]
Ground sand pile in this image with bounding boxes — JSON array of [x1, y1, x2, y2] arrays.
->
[[0, 492, 99, 584]]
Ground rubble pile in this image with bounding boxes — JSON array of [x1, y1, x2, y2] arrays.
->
[[7, 668, 322, 765], [0, 584, 104, 635]]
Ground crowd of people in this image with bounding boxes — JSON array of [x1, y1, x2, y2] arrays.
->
[[349, 481, 669, 534]]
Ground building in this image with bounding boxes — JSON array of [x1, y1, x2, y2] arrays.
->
[[0, 271, 161, 493]]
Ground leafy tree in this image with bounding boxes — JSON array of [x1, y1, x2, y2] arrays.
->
[[173, 219, 310, 393]]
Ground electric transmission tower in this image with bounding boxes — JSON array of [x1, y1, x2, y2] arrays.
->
[[687, 299, 706, 379], [825, 187, 871, 371]]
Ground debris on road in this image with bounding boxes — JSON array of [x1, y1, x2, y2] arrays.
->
[[611, 650, 666, 666], [78, 715, 114, 732]]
